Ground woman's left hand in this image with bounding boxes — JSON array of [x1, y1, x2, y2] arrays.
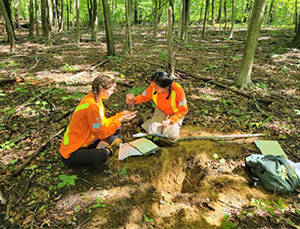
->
[[162, 119, 171, 127]]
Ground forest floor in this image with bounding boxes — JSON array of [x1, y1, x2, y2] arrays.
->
[[0, 24, 300, 229]]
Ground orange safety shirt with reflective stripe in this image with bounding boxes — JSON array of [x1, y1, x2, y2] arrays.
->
[[59, 93, 122, 159], [135, 82, 188, 124]]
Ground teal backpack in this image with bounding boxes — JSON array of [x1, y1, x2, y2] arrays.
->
[[245, 154, 300, 194]]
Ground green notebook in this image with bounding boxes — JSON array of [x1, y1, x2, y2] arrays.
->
[[255, 140, 287, 157]]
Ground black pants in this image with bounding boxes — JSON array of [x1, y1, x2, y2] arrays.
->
[[61, 128, 120, 169]]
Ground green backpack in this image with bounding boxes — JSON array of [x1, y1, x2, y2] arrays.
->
[[245, 154, 300, 194]]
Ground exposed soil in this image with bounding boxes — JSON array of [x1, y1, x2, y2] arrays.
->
[[0, 24, 300, 228]]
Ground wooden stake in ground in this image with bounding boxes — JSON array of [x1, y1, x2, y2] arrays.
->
[[0, 0, 16, 52], [166, 6, 175, 79]]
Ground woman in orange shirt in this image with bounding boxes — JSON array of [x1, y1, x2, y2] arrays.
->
[[131, 70, 188, 139], [59, 74, 137, 168]]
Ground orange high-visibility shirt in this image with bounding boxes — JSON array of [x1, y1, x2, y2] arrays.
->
[[59, 93, 122, 159], [135, 82, 188, 124]]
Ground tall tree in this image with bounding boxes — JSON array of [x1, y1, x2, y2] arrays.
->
[[291, 22, 300, 48], [0, 0, 16, 52], [235, 0, 267, 89], [75, 0, 80, 47], [101, 0, 115, 55], [35, 0, 40, 35], [181, 0, 190, 42], [52, 0, 58, 27], [134, 0, 139, 24], [14, 0, 21, 28], [46, 0, 52, 45], [296, 0, 298, 32], [29, 0, 34, 37], [3, 0, 15, 39], [217, 0, 222, 22], [223, 0, 227, 29], [169, 0, 174, 26], [67, 0, 70, 30], [41, 0, 47, 38], [91, 0, 98, 40], [211, 0, 215, 27], [202, 0, 210, 39], [267, 0, 275, 25], [87, 0, 92, 26], [154, 0, 158, 37], [166, 6, 175, 79], [229, 0, 235, 38], [58, 0, 64, 32], [124, 0, 132, 54]]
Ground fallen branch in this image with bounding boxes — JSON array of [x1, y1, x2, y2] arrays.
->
[[89, 59, 110, 71], [218, 198, 242, 210], [29, 56, 40, 71], [16, 171, 35, 204], [13, 128, 66, 176], [0, 186, 6, 205], [4, 194, 12, 220], [0, 77, 16, 85], [174, 133, 265, 143]]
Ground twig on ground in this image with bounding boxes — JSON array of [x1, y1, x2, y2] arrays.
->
[[0, 77, 16, 85], [218, 198, 242, 209], [4, 194, 13, 220], [16, 171, 35, 204], [13, 128, 66, 176], [89, 59, 110, 71], [29, 56, 40, 71]]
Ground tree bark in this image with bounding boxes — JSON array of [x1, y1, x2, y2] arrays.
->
[[67, 0, 70, 29], [14, 0, 21, 28], [168, 0, 174, 26], [0, 0, 16, 52], [235, 0, 267, 89], [45, 0, 52, 45], [211, 0, 215, 27], [87, 0, 93, 26], [217, 0, 222, 23], [91, 0, 98, 40], [154, 0, 158, 37], [29, 0, 34, 37], [58, 0, 64, 32], [124, 0, 132, 54], [75, 0, 80, 47], [166, 7, 175, 79], [134, 0, 139, 24], [52, 0, 58, 27], [229, 0, 234, 38], [35, 0, 39, 35], [41, 0, 47, 38], [296, 0, 298, 32], [182, 0, 190, 42], [101, 0, 115, 55], [267, 0, 275, 25], [199, 0, 203, 23], [291, 23, 300, 48], [223, 0, 227, 29], [202, 0, 210, 39]]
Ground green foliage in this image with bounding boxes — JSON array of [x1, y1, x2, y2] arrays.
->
[[255, 83, 268, 90], [60, 63, 79, 72], [9, 159, 18, 165], [0, 62, 6, 69], [61, 92, 85, 101], [92, 197, 106, 209], [57, 174, 78, 189], [75, 205, 81, 212], [107, 56, 124, 63], [213, 153, 219, 159], [144, 214, 154, 223], [250, 197, 289, 216], [119, 164, 128, 178], [219, 158, 226, 164], [281, 66, 290, 73], [129, 86, 146, 96], [155, 47, 167, 60], [1, 141, 19, 150], [221, 212, 236, 229]]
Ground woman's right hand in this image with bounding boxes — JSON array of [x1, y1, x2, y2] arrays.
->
[[119, 110, 138, 122]]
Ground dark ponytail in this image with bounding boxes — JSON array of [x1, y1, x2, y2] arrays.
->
[[151, 70, 173, 99]]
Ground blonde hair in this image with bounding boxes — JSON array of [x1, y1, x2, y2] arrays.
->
[[92, 74, 115, 102]]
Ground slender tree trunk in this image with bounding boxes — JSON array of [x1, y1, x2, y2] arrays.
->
[[52, 0, 58, 27], [292, 23, 300, 48], [46, 0, 52, 45], [154, 0, 158, 37], [91, 0, 98, 40], [202, 0, 210, 39], [101, 0, 115, 55], [211, 0, 215, 27], [87, 0, 92, 26], [296, 0, 298, 32], [124, 0, 132, 54], [169, 0, 174, 26], [58, 0, 64, 32], [72, 0, 76, 27], [41, 0, 47, 38], [29, 0, 34, 37], [267, 0, 275, 25], [134, 0, 139, 24], [0, 0, 16, 52], [178, 0, 183, 37], [14, 0, 21, 28], [67, 0, 70, 30], [199, 0, 203, 23], [235, 0, 267, 89], [75, 0, 80, 47], [0, 10, 7, 40], [229, 0, 234, 38], [182, 0, 190, 42], [167, 7, 175, 79], [217, 0, 222, 23], [223, 0, 227, 29], [35, 0, 40, 35]]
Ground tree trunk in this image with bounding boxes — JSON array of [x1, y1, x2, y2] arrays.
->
[[14, 0, 21, 28], [291, 23, 300, 48], [267, 0, 275, 25], [134, 0, 139, 24], [182, 0, 190, 42], [154, 0, 158, 37], [223, 0, 227, 29], [41, 0, 47, 38], [199, 0, 203, 23], [87, 0, 93, 26], [72, 0, 75, 27], [29, 0, 34, 37], [296, 0, 298, 32], [124, 0, 132, 54], [67, 0, 70, 30], [35, 0, 39, 35], [202, 0, 210, 39], [52, 0, 58, 27], [91, 0, 98, 40], [75, 0, 80, 47], [58, 0, 64, 32], [0, 0, 16, 52], [235, 0, 267, 89], [46, 0, 52, 45], [178, 0, 183, 37], [211, 0, 215, 27], [101, 0, 115, 55], [229, 0, 234, 38], [166, 6, 175, 79], [168, 0, 174, 26], [217, 0, 222, 23]]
